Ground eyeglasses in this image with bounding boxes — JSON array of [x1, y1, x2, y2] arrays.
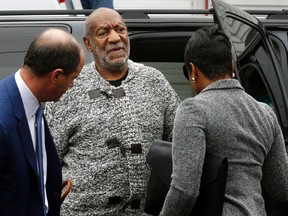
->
[[182, 65, 190, 81]]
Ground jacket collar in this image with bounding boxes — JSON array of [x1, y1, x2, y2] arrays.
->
[[201, 79, 244, 94]]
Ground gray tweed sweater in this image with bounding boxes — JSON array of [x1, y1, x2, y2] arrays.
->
[[45, 60, 181, 216], [160, 79, 288, 216]]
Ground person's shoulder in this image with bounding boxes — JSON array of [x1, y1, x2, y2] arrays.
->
[[79, 61, 95, 78], [128, 59, 167, 81], [45, 62, 97, 112], [0, 96, 18, 129], [176, 97, 207, 120], [0, 73, 15, 85], [257, 101, 277, 117], [181, 93, 213, 113], [129, 60, 163, 75], [72, 61, 99, 89], [181, 95, 203, 105]]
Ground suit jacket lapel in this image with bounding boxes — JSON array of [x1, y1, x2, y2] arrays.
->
[[18, 119, 38, 175], [5, 74, 38, 176]]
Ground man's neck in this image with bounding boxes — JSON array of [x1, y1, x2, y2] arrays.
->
[[96, 65, 129, 81]]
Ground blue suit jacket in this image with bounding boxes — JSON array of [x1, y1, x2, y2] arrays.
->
[[0, 74, 62, 216]]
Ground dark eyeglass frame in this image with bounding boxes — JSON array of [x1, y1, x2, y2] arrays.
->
[[182, 65, 190, 81]]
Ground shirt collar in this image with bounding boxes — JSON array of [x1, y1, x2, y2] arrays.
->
[[15, 69, 39, 118]]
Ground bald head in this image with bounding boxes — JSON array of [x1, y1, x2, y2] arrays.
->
[[37, 28, 79, 46], [85, 7, 125, 38], [24, 28, 84, 77]]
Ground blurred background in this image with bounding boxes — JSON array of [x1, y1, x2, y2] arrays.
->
[[0, 0, 286, 10]]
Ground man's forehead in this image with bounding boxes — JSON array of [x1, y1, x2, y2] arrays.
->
[[96, 19, 125, 29], [94, 10, 123, 23]]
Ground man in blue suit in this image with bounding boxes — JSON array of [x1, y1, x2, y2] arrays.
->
[[0, 28, 85, 216]]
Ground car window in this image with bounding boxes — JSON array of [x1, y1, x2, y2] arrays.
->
[[269, 33, 288, 82], [0, 25, 71, 80], [240, 63, 273, 107], [213, 0, 288, 139], [143, 62, 195, 101], [129, 31, 196, 100]]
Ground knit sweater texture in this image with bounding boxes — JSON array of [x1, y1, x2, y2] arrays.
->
[[160, 79, 288, 216], [45, 60, 181, 216]]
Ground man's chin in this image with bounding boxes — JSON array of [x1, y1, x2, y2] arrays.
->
[[109, 58, 128, 67]]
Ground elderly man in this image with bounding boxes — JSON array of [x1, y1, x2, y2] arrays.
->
[[45, 8, 180, 216]]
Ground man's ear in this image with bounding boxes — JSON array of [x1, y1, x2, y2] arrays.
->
[[51, 69, 64, 83], [83, 36, 92, 52]]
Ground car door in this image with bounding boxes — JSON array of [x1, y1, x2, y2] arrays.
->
[[212, 0, 288, 144], [212, 0, 288, 215]]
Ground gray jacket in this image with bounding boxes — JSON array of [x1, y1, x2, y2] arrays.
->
[[160, 79, 288, 216], [45, 60, 181, 216]]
